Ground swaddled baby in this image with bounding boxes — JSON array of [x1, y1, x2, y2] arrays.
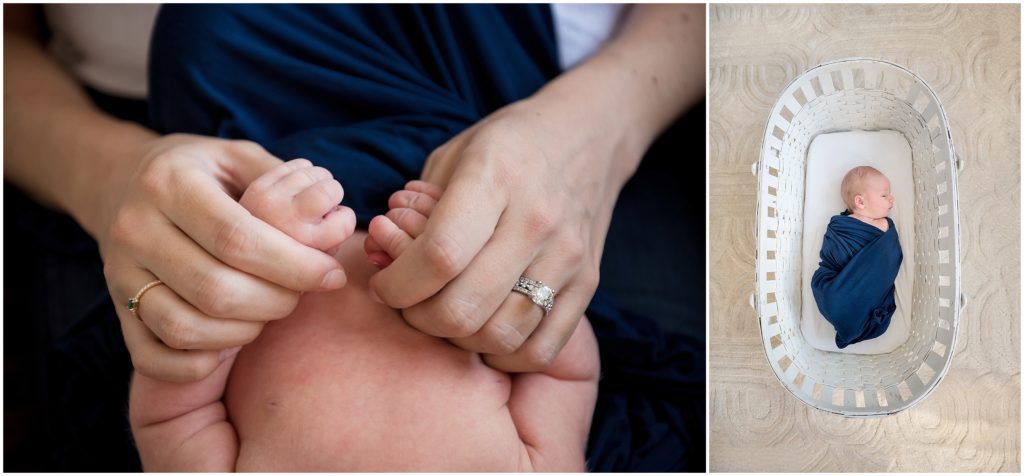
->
[[811, 165, 903, 349]]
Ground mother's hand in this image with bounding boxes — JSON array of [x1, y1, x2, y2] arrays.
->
[[368, 97, 629, 372], [99, 135, 348, 382], [368, 4, 704, 371]]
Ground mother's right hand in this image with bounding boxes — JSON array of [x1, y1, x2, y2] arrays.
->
[[99, 134, 348, 382]]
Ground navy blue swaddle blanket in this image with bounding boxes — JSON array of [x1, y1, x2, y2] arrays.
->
[[811, 212, 903, 349], [149, 5, 702, 471]]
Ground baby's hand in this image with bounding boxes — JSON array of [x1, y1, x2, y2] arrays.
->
[[240, 159, 356, 255], [364, 180, 444, 268]]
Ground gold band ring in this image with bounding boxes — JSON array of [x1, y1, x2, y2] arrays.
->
[[127, 280, 164, 317]]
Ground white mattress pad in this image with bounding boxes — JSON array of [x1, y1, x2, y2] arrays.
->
[[801, 130, 915, 355]]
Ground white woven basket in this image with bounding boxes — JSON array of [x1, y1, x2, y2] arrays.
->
[[752, 58, 963, 417]]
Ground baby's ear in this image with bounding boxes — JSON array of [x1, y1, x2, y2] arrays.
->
[[854, 195, 865, 209]]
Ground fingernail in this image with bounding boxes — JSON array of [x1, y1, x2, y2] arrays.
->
[[219, 346, 242, 362], [321, 269, 345, 290], [367, 252, 393, 269], [368, 285, 383, 304]]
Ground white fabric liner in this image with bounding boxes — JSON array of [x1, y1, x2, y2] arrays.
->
[[801, 130, 916, 355]]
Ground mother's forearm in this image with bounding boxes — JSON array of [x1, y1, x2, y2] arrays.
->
[[527, 4, 705, 185], [3, 6, 157, 238]]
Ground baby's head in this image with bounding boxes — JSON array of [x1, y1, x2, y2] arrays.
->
[[841, 166, 894, 218]]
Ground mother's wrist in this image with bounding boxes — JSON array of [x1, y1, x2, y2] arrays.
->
[[526, 4, 705, 184], [521, 82, 648, 189], [65, 119, 160, 239]]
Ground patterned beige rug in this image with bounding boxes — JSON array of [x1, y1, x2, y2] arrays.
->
[[709, 4, 1020, 472]]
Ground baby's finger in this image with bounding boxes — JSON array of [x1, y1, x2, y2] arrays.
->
[[404, 180, 444, 201], [364, 234, 392, 268], [160, 155, 345, 293], [364, 234, 385, 255], [367, 215, 414, 264], [367, 250, 394, 269], [294, 178, 344, 220], [274, 165, 333, 196], [388, 190, 437, 219], [386, 207, 429, 239], [245, 159, 312, 196], [369, 175, 506, 309], [308, 205, 356, 253]]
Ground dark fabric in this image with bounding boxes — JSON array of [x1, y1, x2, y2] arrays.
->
[[150, 4, 560, 227], [592, 105, 705, 471], [811, 213, 903, 348], [600, 102, 705, 341], [3, 87, 144, 471], [149, 4, 703, 471], [585, 291, 704, 472]]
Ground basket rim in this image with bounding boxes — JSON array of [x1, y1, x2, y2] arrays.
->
[[751, 57, 963, 417]]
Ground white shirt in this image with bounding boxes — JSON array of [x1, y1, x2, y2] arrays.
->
[[551, 3, 625, 70], [44, 4, 159, 99]]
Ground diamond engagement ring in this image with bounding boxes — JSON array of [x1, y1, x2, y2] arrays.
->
[[512, 276, 556, 315]]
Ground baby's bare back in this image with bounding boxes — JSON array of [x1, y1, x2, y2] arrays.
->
[[226, 233, 597, 471]]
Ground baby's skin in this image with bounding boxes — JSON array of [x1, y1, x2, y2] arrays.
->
[[841, 166, 894, 231], [129, 160, 599, 471]]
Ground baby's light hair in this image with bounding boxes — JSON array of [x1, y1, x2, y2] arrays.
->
[[841, 166, 883, 211]]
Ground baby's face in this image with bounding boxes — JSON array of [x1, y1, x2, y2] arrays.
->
[[857, 174, 894, 218]]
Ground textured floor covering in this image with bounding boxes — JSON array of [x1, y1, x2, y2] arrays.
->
[[709, 4, 1020, 472]]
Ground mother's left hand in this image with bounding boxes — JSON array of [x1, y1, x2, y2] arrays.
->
[[368, 97, 634, 372], [368, 4, 704, 371]]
